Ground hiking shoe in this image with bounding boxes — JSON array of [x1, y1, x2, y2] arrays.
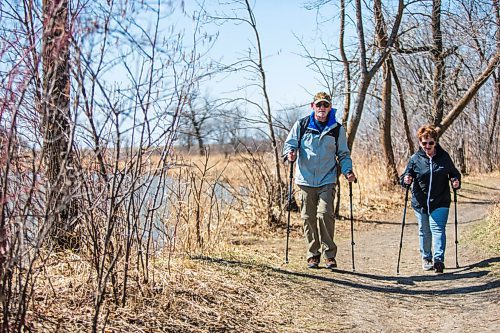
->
[[422, 259, 433, 271], [434, 261, 445, 274], [307, 255, 320, 269], [325, 258, 337, 269]]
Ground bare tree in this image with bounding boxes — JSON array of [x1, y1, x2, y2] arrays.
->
[[204, 0, 286, 221], [0, 1, 218, 331], [437, 53, 499, 134], [395, 1, 499, 139], [179, 92, 213, 155], [346, 0, 405, 150]]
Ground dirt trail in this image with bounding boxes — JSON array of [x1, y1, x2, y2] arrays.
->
[[242, 175, 500, 333]]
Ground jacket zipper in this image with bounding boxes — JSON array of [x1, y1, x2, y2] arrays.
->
[[427, 156, 433, 214]]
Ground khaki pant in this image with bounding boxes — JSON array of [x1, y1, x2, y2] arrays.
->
[[299, 183, 337, 260]]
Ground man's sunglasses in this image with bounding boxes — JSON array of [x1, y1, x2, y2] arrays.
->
[[421, 141, 435, 146], [315, 102, 331, 108]]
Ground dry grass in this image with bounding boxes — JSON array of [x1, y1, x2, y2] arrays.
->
[[15, 153, 500, 332], [28, 249, 299, 332], [465, 203, 500, 256], [168, 151, 407, 227]]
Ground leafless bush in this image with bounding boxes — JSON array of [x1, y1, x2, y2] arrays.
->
[[223, 148, 286, 232], [165, 149, 235, 255], [0, 0, 222, 331]]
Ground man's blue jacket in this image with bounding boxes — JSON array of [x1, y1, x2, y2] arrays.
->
[[283, 110, 353, 187]]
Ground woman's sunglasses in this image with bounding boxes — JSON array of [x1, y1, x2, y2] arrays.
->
[[421, 141, 435, 146], [315, 102, 331, 108]]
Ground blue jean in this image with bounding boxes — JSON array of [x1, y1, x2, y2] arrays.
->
[[414, 207, 449, 263]]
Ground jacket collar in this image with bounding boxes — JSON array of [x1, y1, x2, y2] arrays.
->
[[308, 109, 338, 131]]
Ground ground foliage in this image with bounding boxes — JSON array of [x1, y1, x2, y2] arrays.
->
[[12, 171, 500, 332]]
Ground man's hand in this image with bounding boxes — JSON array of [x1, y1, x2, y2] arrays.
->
[[403, 174, 413, 185], [287, 150, 297, 162], [451, 178, 460, 189], [346, 172, 356, 183]]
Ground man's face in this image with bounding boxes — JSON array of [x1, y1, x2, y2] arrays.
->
[[312, 101, 331, 122]]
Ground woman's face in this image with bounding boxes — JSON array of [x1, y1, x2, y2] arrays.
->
[[420, 135, 436, 156]]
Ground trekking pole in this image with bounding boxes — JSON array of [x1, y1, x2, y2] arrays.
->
[[454, 188, 459, 268], [397, 185, 410, 274], [285, 160, 294, 264], [349, 178, 357, 272]]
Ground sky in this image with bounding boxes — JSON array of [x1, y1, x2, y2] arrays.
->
[[184, 1, 342, 112]]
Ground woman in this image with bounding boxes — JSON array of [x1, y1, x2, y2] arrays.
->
[[401, 125, 461, 274]]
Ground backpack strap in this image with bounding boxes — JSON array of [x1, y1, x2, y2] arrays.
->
[[297, 116, 310, 150]]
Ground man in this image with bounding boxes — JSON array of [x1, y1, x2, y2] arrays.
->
[[283, 92, 356, 269]]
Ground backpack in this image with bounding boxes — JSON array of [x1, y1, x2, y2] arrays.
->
[[297, 115, 341, 151]]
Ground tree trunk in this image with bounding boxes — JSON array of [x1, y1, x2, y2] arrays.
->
[[431, 0, 445, 126], [191, 117, 205, 156], [486, 0, 500, 171], [379, 59, 399, 184], [390, 63, 415, 155], [339, 0, 351, 128], [375, 0, 399, 185], [347, 76, 371, 151], [487, 70, 499, 172], [42, 0, 78, 248]]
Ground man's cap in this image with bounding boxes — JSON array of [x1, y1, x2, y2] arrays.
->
[[313, 92, 331, 105]]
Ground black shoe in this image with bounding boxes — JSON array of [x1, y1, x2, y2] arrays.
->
[[325, 257, 337, 269], [434, 261, 445, 274]]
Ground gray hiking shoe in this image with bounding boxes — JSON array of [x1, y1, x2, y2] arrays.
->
[[307, 255, 320, 269], [422, 259, 433, 271]]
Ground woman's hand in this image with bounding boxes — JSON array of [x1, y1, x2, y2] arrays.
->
[[403, 174, 413, 185], [451, 178, 460, 189]]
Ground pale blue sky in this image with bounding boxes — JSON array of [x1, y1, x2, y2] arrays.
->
[[187, 1, 343, 111]]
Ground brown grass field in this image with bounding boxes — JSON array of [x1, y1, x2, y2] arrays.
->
[[23, 153, 500, 332]]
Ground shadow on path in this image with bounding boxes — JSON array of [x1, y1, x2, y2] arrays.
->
[[461, 181, 500, 191], [348, 216, 484, 226], [193, 255, 500, 296]]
